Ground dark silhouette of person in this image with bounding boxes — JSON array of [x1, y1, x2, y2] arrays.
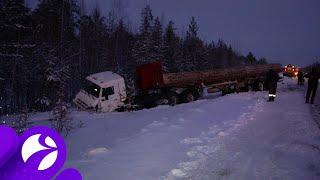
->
[[305, 67, 320, 104], [266, 69, 280, 102], [297, 71, 304, 85]]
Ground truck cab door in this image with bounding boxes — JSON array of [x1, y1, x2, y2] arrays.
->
[[101, 87, 116, 101], [101, 86, 118, 112]]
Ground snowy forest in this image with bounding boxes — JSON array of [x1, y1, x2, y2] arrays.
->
[[0, 0, 268, 115]]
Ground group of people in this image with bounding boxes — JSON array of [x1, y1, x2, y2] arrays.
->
[[265, 67, 320, 104]]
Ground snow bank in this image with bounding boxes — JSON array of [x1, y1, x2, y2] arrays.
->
[[62, 77, 320, 180], [64, 91, 259, 179]]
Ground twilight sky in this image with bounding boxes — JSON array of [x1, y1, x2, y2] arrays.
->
[[28, 0, 320, 67]]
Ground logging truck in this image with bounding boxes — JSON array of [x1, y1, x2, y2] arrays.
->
[[73, 61, 282, 112]]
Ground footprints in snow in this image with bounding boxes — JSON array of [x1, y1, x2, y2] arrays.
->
[[181, 138, 203, 145], [212, 168, 233, 177], [140, 107, 208, 135], [140, 116, 187, 134]]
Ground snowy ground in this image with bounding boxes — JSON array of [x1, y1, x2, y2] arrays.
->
[[311, 87, 320, 128], [58, 77, 320, 180]]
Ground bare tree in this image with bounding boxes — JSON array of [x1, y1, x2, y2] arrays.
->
[[16, 105, 28, 133], [52, 94, 69, 133]]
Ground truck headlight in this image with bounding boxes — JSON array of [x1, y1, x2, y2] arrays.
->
[[121, 97, 127, 102]]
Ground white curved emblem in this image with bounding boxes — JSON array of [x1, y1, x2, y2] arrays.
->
[[21, 134, 58, 170]]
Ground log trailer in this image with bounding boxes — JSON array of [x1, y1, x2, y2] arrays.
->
[[74, 61, 281, 112]]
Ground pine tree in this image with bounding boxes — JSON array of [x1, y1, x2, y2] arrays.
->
[[33, 0, 78, 44], [132, 5, 156, 65], [109, 0, 127, 26], [1, 0, 31, 43], [110, 20, 133, 73], [90, 7, 110, 72], [32, 0, 80, 107], [106, 11, 117, 34], [215, 39, 229, 68], [258, 57, 267, 64], [79, 8, 110, 75], [163, 21, 180, 72], [151, 17, 164, 61], [182, 17, 205, 71], [139, 5, 153, 37], [246, 52, 257, 65], [187, 17, 198, 38], [226, 45, 240, 67], [110, 20, 136, 94], [204, 42, 217, 69], [0, 0, 33, 114]]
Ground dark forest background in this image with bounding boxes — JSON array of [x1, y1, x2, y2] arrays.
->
[[0, 0, 267, 114]]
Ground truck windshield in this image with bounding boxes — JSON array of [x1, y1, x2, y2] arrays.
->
[[84, 81, 100, 98]]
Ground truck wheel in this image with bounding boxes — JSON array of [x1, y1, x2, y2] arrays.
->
[[248, 84, 253, 92], [168, 94, 178, 106], [115, 106, 126, 112], [185, 92, 194, 103], [155, 99, 169, 106], [222, 89, 227, 96]]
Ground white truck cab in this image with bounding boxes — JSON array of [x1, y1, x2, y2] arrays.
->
[[73, 71, 127, 112]]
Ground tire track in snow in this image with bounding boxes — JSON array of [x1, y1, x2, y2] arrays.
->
[[163, 93, 266, 179], [183, 78, 320, 180]]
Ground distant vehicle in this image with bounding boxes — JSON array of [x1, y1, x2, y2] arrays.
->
[[74, 61, 281, 112], [283, 64, 299, 77]]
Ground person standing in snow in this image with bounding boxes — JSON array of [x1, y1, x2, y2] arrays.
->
[[297, 70, 304, 85], [266, 69, 280, 102], [305, 67, 320, 104]]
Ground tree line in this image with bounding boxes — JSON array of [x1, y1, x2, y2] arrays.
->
[[0, 0, 267, 114]]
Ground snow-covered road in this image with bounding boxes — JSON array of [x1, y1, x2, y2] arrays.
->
[[65, 78, 320, 180], [175, 79, 320, 180]]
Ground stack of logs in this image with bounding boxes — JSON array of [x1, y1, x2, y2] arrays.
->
[[163, 64, 282, 87]]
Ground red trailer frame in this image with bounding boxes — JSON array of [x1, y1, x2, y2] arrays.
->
[[136, 61, 164, 91]]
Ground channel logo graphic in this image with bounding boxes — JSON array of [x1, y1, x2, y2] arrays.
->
[[21, 134, 58, 171], [0, 126, 82, 180]]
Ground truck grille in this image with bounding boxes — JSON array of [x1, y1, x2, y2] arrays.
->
[[74, 98, 90, 110]]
